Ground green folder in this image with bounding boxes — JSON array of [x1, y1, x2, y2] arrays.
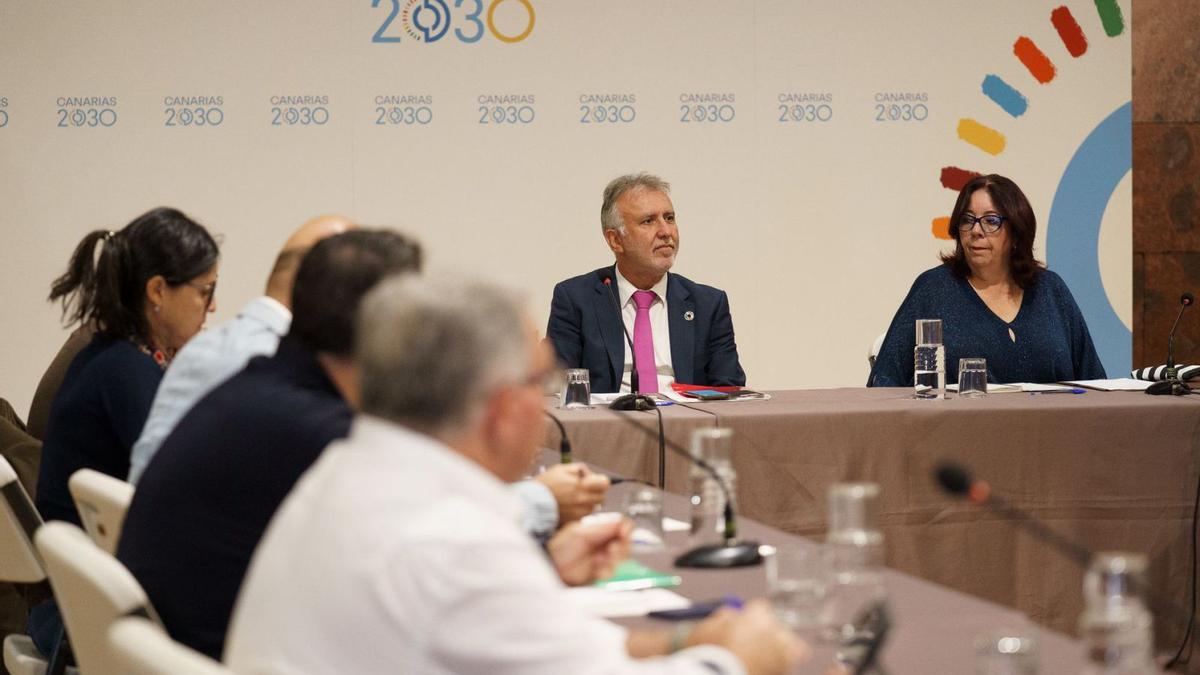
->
[[593, 560, 682, 591]]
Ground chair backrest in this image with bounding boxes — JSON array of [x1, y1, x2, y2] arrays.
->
[[108, 616, 232, 675], [0, 456, 45, 583], [68, 469, 135, 555], [36, 521, 159, 675], [867, 332, 886, 369]]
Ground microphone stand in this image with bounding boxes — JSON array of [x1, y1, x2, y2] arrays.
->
[[1148, 292, 1194, 396], [934, 462, 1193, 637], [542, 409, 572, 464], [609, 407, 761, 568]]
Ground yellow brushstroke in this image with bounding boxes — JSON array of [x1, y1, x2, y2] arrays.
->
[[931, 216, 953, 240], [957, 118, 1006, 155]]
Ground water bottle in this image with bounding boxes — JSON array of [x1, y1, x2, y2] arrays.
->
[[824, 483, 887, 643], [914, 319, 945, 399], [1079, 553, 1155, 675], [688, 428, 735, 544]]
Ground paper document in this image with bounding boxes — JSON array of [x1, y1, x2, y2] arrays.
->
[[947, 382, 1074, 393], [1061, 378, 1152, 392], [564, 587, 692, 618], [663, 517, 689, 532]]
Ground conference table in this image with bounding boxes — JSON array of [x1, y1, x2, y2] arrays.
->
[[604, 481, 1090, 673], [545, 388, 1200, 654]]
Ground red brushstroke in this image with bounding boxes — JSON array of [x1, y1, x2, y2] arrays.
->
[[1013, 37, 1057, 84], [940, 166, 982, 192], [1051, 6, 1088, 57]]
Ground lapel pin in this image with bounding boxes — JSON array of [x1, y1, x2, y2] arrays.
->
[[683, 310, 695, 322]]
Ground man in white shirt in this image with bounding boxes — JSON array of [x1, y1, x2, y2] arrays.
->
[[226, 276, 805, 675], [547, 173, 746, 394], [128, 215, 353, 483]]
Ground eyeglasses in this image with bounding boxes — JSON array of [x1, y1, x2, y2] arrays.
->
[[185, 280, 217, 309], [958, 214, 1007, 234]]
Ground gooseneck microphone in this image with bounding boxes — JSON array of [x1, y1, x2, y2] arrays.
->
[[542, 410, 572, 464], [609, 407, 761, 568], [1148, 292, 1195, 396], [935, 463, 1090, 565], [603, 277, 656, 412], [934, 460, 1194, 661]]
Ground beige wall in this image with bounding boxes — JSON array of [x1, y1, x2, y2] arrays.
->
[[0, 1, 1131, 415]]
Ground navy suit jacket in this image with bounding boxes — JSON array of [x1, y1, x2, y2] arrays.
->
[[547, 266, 746, 393]]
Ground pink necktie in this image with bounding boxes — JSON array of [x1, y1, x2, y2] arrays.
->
[[632, 290, 658, 394]]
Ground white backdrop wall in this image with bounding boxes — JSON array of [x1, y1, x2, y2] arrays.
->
[[0, 1, 1131, 416]]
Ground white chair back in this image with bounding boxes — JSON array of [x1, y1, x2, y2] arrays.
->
[[35, 521, 159, 675], [68, 469, 134, 555], [868, 332, 886, 369], [108, 617, 233, 675], [0, 456, 44, 583]]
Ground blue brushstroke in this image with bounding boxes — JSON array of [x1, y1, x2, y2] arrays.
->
[[1047, 101, 1132, 377], [981, 74, 1028, 118]]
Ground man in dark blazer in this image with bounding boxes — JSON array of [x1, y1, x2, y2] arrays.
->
[[117, 230, 423, 660], [547, 173, 745, 393]]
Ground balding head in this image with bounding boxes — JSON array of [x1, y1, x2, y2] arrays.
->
[[265, 215, 356, 307]]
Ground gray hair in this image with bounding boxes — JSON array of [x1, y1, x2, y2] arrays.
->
[[600, 173, 671, 234], [356, 275, 531, 437]]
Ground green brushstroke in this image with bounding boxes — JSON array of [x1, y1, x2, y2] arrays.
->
[[1094, 0, 1125, 37]]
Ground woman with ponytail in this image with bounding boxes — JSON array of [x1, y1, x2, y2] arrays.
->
[[28, 206, 218, 658]]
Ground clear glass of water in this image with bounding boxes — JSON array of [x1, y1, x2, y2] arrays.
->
[[689, 428, 735, 544], [559, 368, 592, 409], [625, 487, 665, 552], [974, 630, 1038, 675], [824, 483, 886, 643], [914, 318, 945, 399], [958, 358, 988, 398], [765, 543, 829, 635]]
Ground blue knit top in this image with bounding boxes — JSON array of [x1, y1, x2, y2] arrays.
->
[[868, 265, 1106, 387]]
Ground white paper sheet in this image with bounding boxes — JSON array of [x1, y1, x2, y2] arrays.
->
[[564, 587, 692, 618], [1061, 378, 1153, 392]]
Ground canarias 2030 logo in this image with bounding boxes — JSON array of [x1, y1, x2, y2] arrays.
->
[[371, 0, 534, 44]]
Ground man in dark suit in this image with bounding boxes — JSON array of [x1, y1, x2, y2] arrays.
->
[[547, 173, 745, 394], [117, 229, 423, 660]]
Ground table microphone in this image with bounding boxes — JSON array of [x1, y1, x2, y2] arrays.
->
[[1148, 292, 1195, 396], [934, 462, 1190, 627], [608, 407, 761, 568], [543, 409, 572, 464], [603, 277, 655, 412]]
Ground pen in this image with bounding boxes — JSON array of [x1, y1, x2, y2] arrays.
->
[[1030, 388, 1087, 395]]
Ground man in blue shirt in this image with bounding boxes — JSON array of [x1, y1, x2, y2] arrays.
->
[[128, 214, 353, 483]]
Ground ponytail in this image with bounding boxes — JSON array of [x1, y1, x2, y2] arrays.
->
[[48, 229, 118, 330]]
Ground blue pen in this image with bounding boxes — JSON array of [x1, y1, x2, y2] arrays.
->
[[1030, 388, 1087, 395]]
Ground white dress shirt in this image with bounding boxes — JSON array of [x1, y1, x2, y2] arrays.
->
[[225, 416, 744, 675], [615, 270, 675, 393], [128, 296, 291, 484]]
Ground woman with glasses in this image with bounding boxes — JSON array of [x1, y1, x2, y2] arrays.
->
[[868, 174, 1105, 387], [28, 206, 218, 658]]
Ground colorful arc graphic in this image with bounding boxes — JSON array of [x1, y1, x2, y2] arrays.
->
[[933, 2, 1129, 372], [1046, 101, 1131, 378]]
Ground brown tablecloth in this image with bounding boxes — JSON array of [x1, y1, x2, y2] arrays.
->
[[605, 481, 1089, 674], [547, 388, 1200, 654]]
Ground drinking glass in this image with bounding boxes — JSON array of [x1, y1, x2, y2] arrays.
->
[[914, 319, 945, 400], [624, 487, 665, 552], [765, 543, 829, 634], [689, 428, 735, 544], [959, 358, 988, 398], [559, 368, 592, 409]]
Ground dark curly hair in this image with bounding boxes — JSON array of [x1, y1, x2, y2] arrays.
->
[[939, 174, 1044, 289]]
